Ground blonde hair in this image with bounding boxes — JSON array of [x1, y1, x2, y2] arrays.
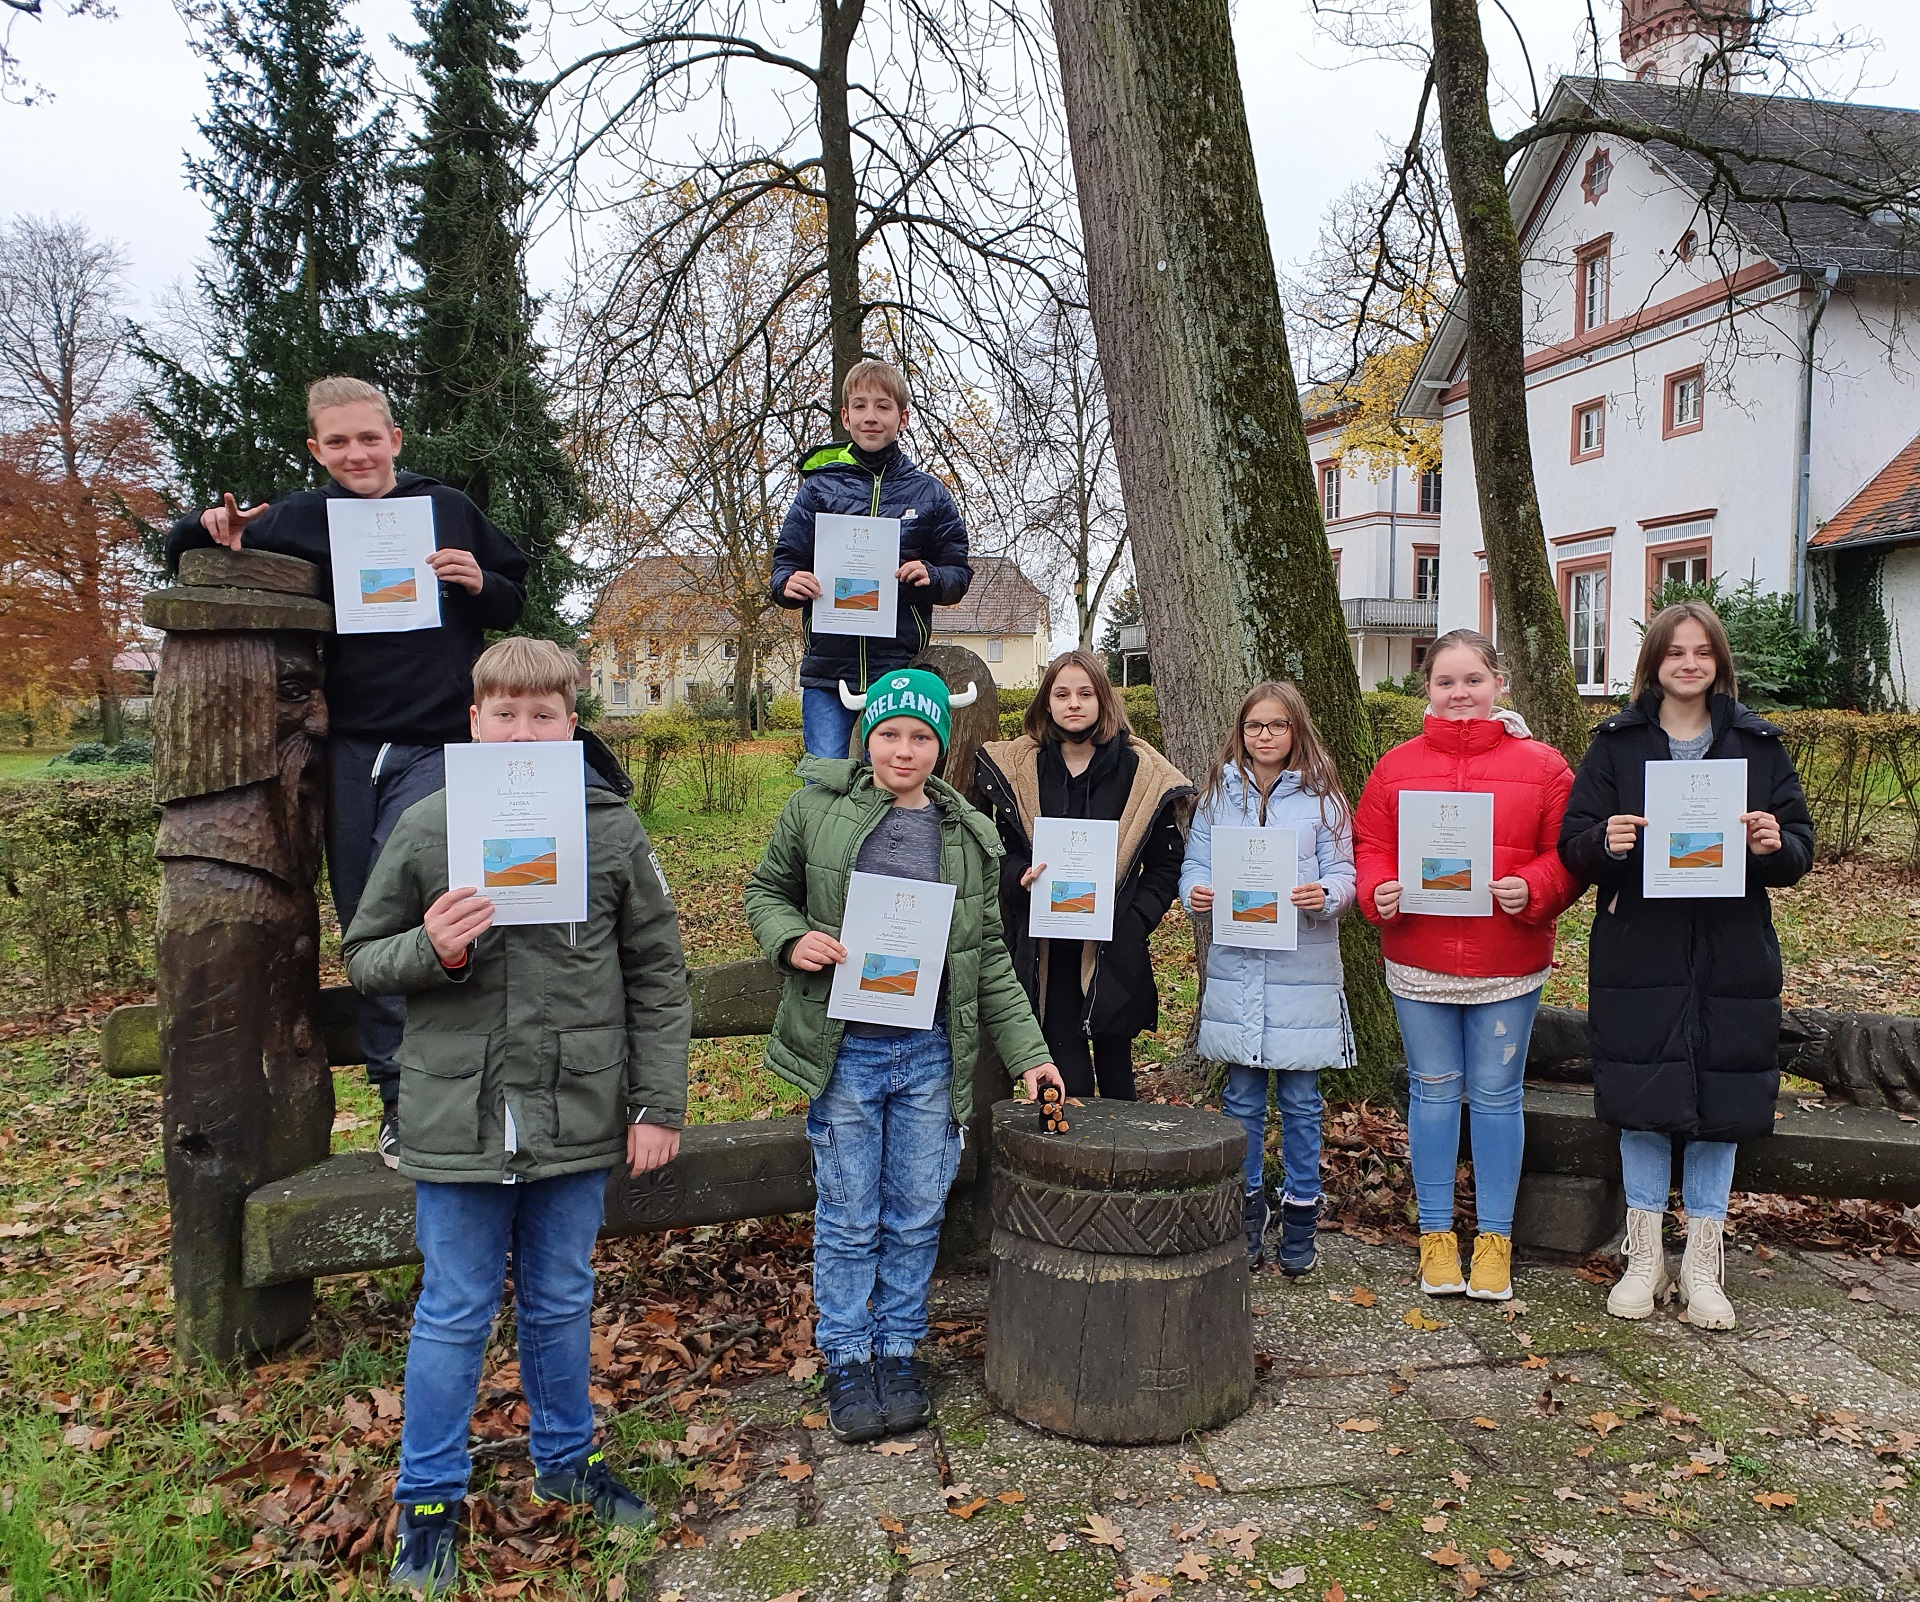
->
[[306, 376, 394, 432], [1423, 627, 1502, 682], [1025, 649, 1130, 746], [471, 637, 580, 712], [1633, 601, 1737, 700], [1203, 680, 1350, 832], [840, 358, 910, 412]]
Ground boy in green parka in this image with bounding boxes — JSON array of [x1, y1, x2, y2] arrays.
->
[[344, 638, 690, 1596], [745, 668, 1063, 1444]]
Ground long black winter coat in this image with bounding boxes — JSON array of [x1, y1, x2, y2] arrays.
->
[[975, 732, 1191, 1040], [1558, 691, 1814, 1141]]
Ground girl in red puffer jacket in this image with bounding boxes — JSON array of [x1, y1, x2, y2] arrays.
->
[[1353, 630, 1581, 1303]]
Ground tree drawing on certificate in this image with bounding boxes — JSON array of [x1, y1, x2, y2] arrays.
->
[[483, 836, 558, 887], [1669, 833, 1724, 870], [1049, 880, 1098, 915], [859, 955, 920, 996], [1420, 858, 1473, 893], [834, 577, 880, 611], [1231, 890, 1280, 924], [359, 568, 418, 605]]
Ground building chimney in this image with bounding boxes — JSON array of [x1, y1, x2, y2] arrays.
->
[[1619, 0, 1754, 85]]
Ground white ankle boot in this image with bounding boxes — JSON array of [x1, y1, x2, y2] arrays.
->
[[1607, 1207, 1671, 1319], [1677, 1214, 1736, 1330]]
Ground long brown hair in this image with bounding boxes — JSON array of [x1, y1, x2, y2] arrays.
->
[[1633, 601, 1737, 700], [1024, 649, 1131, 745], [1202, 681, 1351, 830]]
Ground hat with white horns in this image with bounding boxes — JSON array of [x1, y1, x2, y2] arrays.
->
[[840, 669, 977, 751]]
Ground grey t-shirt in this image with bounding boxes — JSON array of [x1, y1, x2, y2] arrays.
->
[[845, 800, 946, 1038], [1668, 726, 1713, 761]]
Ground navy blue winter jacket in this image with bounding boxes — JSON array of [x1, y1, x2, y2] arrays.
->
[[769, 441, 972, 691]]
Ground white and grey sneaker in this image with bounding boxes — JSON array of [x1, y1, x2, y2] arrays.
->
[[377, 1107, 401, 1170]]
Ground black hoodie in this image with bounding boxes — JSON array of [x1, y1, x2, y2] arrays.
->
[[166, 472, 529, 744]]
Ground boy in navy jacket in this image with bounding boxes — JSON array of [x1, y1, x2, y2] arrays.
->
[[770, 359, 973, 758], [165, 376, 529, 1163]]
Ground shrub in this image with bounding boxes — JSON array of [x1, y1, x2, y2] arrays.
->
[[574, 689, 605, 729], [1374, 671, 1425, 697], [62, 741, 112, 765], [1646, 576, 1837, 709], [1363, 692, 1427, 758], [767, 693, 803, 731], [1771, 710, 1920, 864], [0, 774, 159, 1014], [108, 737, 152, 766]]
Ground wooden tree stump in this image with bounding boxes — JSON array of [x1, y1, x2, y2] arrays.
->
[[984, 1098, 1254, 1443], [146, 551, 334, 1362]]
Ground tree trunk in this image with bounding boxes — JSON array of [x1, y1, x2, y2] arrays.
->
[[733, 623, 756, 734], [1050, 0, 1397, 1094], [1428, 0, 1589, 763], [817, 0, 866, 423]]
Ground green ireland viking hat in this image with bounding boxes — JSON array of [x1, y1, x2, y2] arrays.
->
[[841, 669, 978, 751]]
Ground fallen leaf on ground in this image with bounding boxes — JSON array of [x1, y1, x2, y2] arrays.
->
[[1336, 1417, 1380, 1433], [1753, 1490, 1797, 1511], [727, 1525, 766, 1546], [1520, 1354, 1548, 1369], [996, 1490, 1026, 1504], [1081, 1512, 1126, 1549], [1212, 1522, 1260, 1560], [605, 1578, 627, 1602], [787, 1355, 820, 1381], [1485, 1548, 1512, 1570], [769, 1591, 808, 1602], [1170, 1521, 1204, 1542], [1047, 1531, 1072, 1551], [1449, 1469, 1472, 1492], [871, 1440, 916, 1456], [776, 1458, 813, 1481], [1849, 1285, 1877, 1303], [1587, 1411, 1625, 1437], [1349, 1286, 1377, 1306], [1404, 1308, 1442, 1331], [1172, 1551, 1210, 1582], [801, 1412, 827, 1428], [1422, 1514, 1449, 1533], [1555, 1486, 1583, 1501], [1273, 1568, 1308, 1592], [878, 1515, 904, 1534], [948, 1496, 989, 1520], [1323, 1584, 1346, 1602], [1471, 1417, 1499, 1430], [1533, 1542, 1588, 1569]]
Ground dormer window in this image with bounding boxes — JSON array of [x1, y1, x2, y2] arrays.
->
[[1581, 148, 1612, 204], [1676, 228, 1698, 262]]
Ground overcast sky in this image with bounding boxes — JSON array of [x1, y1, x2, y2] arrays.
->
[[10, 0, 1915, 332]]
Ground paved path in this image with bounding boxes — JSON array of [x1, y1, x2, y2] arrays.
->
[[646, 1234, 1920, 1600]]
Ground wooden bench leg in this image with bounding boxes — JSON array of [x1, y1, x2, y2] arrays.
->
[[1513, 1172, 1624, 1256]]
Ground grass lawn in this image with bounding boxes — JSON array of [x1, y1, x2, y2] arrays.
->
[[0, 750, 56, 781], [2, 735, 1919, 1597]]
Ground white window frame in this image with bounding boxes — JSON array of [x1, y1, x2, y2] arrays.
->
[[1320, 462, 1341, 521], [1568, 567, 1608, 691]]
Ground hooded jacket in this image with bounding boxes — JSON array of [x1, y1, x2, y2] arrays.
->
[[975, 731, 1193, 1040], [742, 756, 1051, 1123], [1179, 766, 1356, 1072], [1558, 690, 1814, 1140], [1354, 713, 1581, 977], [165, 471, 529, 744], [769, 442, 972, 692], [340, 733, 689, 1184]]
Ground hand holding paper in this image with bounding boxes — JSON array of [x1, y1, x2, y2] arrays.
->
[[1742, 810, 1783, 855], [788, 930, 849, 970], [1643, 759, 1748, 897], [426, 545, 484, 594], [424, 885, 494, 963]]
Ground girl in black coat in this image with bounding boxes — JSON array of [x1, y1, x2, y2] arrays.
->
[[975, 650, 1192, 1100], [1559, 603, 1813, 1332]]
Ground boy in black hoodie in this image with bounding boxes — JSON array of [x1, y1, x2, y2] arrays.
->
[[165, 376, 529, 1163], [770, 359, 973, 759]]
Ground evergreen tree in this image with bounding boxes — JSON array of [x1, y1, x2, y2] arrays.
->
[[138, 0, 397, 509], [394, 0, 580, 641]]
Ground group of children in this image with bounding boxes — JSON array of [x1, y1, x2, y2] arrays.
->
[[168, 359, 1813, 1597]]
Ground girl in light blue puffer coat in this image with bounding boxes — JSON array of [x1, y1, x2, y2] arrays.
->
[[1180, 681, 1356, 1276]]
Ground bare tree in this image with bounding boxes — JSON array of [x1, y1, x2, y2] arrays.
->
[[530, 0, 1074, 454], [1, 0, 113, 105]]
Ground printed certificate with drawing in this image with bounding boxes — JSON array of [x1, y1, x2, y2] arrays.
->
[[327, 497, 441, 634], [1027, 817, 1120, 943], [1396, 790, 1495, 917], [1643, 758, 1748, 899], [828, 870, 957, 1031], [444, 740, 588, 925], [1209, 825, 1299, 951], [810, 513, 901, 638]]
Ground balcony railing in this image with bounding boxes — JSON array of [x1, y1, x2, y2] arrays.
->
[[1342, 597, 1439, 634]]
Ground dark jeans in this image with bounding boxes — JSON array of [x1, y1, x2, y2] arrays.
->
[[1043, 949, 1136, 1100], [328, 737, 447, 1106], [396, 1169, 608, 1503]]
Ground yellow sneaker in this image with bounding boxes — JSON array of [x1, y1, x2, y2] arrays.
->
[[1467, 1233, 1513, 1302], [1419, 1230, 1466, 1295]]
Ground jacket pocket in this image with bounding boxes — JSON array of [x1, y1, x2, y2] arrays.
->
[[555, 1026, 628, 1147], [397, 1032, 491, 1155]]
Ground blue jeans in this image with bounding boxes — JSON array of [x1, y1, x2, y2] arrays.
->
[[396, 1169, 609, 1504], [1393, 989, 1541, 1238], [1222, 1065, 1323, 1203], [807, 1025, 963, 1367], [802, 686, 860, 761], [328, 738, 447, 1106], [1619, 1132, 1738, 1221]]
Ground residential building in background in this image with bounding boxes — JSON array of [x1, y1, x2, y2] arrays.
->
[[930, 555, 1051, 686], [1402, 22, 1920, 705], [1305, 388, 1443, 688]]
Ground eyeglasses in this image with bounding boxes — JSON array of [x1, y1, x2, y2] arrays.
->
[[1242, 720, 1293, 739]]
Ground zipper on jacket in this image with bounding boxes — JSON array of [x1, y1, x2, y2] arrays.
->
[[864, 462, 884, 691]]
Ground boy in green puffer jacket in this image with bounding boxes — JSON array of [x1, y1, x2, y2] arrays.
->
[[343, 638, 690, 1597], [744, 668, 1062, 1445]]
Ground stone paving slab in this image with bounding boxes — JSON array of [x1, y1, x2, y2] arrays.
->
[[642, 1235, 1920, 1600]]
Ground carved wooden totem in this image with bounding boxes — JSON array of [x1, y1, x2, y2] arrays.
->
[[147, 550, 335, 1361]]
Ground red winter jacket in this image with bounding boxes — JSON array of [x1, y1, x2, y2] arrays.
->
[[1354, 715, 1581, 978]]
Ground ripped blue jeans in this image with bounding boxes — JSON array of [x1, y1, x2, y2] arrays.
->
[[1392, 989, 1541, 1238]]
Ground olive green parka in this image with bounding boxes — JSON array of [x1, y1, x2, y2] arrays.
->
[[343, 784, 691, 1183], [743, 757, 1050, 1122]]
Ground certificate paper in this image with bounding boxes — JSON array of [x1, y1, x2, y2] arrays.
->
[[829, 870, 958, 1031], [810, 513, 901, 638], [1397, 790, 1495, 917], [444, 741, 588, 926], [327, 497, 442, 634], [1209, 826, 1299, 951], [1028, 816, 1120, 943], [1644, 758, 1748, 899]]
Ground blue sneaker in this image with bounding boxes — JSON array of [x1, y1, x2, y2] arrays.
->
[[532, 1448, 655, 1529], [389, 1499, 459, 1596]]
